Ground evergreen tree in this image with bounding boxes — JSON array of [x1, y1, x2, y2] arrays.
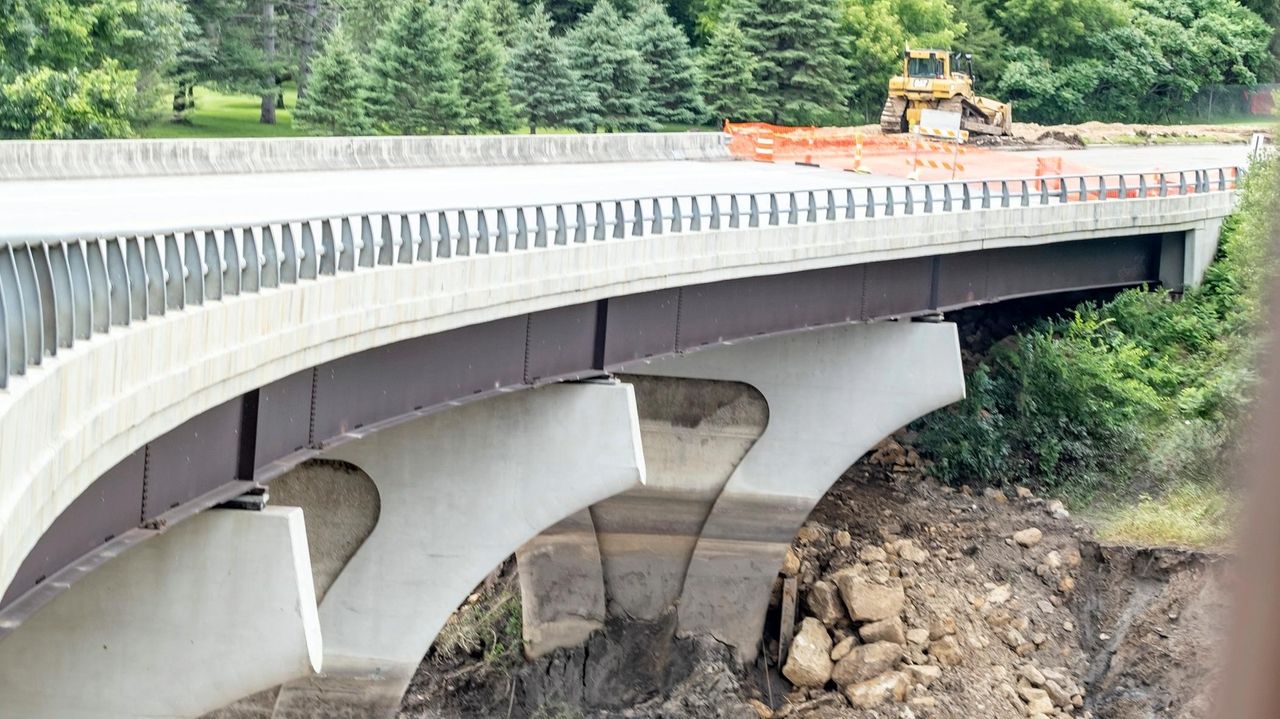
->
[[730, 0, 852, 125], [698, 20, 766, 122], [450, 0, 517, 132], [565, 0, 655, 131], [509, 3, 599, 132], [487, 0, 523, 46], [631, 0, 705, 125], [366, 0, 468, 134], [293, 29, 373, 135]]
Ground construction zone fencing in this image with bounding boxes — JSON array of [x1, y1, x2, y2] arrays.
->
[[724, 121, 1090, 180]]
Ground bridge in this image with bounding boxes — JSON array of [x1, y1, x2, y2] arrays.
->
[[0, 133, 1243, 718]]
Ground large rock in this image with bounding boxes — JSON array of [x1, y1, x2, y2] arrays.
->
[[844, 671, 908, 708], [831, 641, 902, 686], [832, 572, 905, 622], [782, 618, 834, 688], [858, 616, 906, 645], [928, 635, 964, 667], [1013, 528, 1043, 547], [806, 581, 845, 625]]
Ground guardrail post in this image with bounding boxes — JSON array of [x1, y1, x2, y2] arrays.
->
[[221, 230, 241, 296], [962, 183, 972, 211], [768, 194, 780, 226], [614, 203, 627, 238], [806, 191, 818, 223], [1098, 176, 1108, 202], [904, 186, 915, 215], [923, 185, 933, 213], [1137, 174, 1148, 198], [298, 223, 318, 281], [689, 198, 701, 231], [515, 209, 530, 250], [377, 216, 395, 266], [437, 211, 454, 256], [632, 200, 644, 236], [573, 205, 587, 243], [554, 206, 567, 245], [318, 221, 336, 276], [141, 237, 165, 318], [845, 189, 857, 220], [786, 193, 799, 225], [864, 188, 874, 219], [825, 190, 836, 221], [981, 182, 991, 209], [1039, 179, 1049, 205], [419, 213, 435, 260], [710, 196, 722, 230], [0, 247, 25, 376], [1118, 175, 1128, 200], [884, 186, 895, 216], [118, 238, 145, 324], [594, 203, 606, 241], [204, 230, 225, 298], [535, 207, 549, 248], [495, 210, 511, 252], [397, 215, 414, 263], [749, 195, 760, 227], [101, 239, 129, 330], [651, 198, 664, 235], [671, 197, 683, 233], [457, 211, 473, 254], [338, 219, 356, 271], [478, 211, 493, 252], [943, 184, 953, 212], [1018, 180, 1030, 207]]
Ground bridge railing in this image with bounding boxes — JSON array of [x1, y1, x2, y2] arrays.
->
[[0, 167, 1241, 390]]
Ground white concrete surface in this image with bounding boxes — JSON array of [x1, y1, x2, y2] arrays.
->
[[269, 380, 645, 718], [0, 145, 1244, 244], [624, 322, 965, 659], [0, 191, 1236, 623], [0, 133, 729, 181], [0, 507, 321, 719]]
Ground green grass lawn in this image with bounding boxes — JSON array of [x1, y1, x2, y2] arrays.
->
[[139, 84, 717, 139], [140, 85, 304, 139]]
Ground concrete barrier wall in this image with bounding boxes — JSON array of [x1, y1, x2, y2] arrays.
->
[[0, 192, 1234, 612], [0, 133, 731, 181]]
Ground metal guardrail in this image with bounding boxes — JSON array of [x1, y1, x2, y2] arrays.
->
[[0, 167, 1241, 390]]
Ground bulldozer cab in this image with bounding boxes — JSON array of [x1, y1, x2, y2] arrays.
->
[[904, 51, 948, 80]]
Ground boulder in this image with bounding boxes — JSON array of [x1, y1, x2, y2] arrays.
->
[[832, 572, 905, 622], [781, 547, 801, 576], [859, 545, 888, 563], [928, 635, 964, 667], [859, 616, 906, 645], [830, 635, 857, 661], [844, 671, 908, 708], [782, 618, 834, 688], [903, 664, 942, 687], [831, 641, 902, 686], [1013, 528, 1043, 547], [806, 581, 845, 625]]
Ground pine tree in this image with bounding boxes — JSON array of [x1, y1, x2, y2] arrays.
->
[[450, 0, 518, 132], [487, 0, 522, 46], [730, 0, 852, 125], [509, 3, 600, 132], [366, 0, 468, 134], [565, 0, 656, 131], [698, 20, 767, 122], [631, 0, 705, 125], [293, 29, 374, 135]]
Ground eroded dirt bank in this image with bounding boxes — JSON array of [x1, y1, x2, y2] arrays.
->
[[401, 455, 1229, 719]]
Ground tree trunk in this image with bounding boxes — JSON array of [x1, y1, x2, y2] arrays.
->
[[297, 0, 319, 100], [260, 0, 278, 125]]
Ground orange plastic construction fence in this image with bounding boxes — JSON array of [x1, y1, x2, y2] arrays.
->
[[722, 120, 1096, 180]]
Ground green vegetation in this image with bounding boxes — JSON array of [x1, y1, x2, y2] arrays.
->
[[432, 573, 523, 668], [917, 158, 1277, 538], [1098, 481, 1235, 547], [5, 0, 1277, 138], [139, 86, 302, 138]]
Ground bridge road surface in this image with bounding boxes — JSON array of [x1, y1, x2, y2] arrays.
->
[[0, 144, 1249, 244]]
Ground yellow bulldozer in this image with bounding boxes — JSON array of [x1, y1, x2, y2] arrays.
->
[[880, 48, 1012, 137]]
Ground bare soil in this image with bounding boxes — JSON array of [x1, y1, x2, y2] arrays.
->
[[400, 450, 1229, 719]]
